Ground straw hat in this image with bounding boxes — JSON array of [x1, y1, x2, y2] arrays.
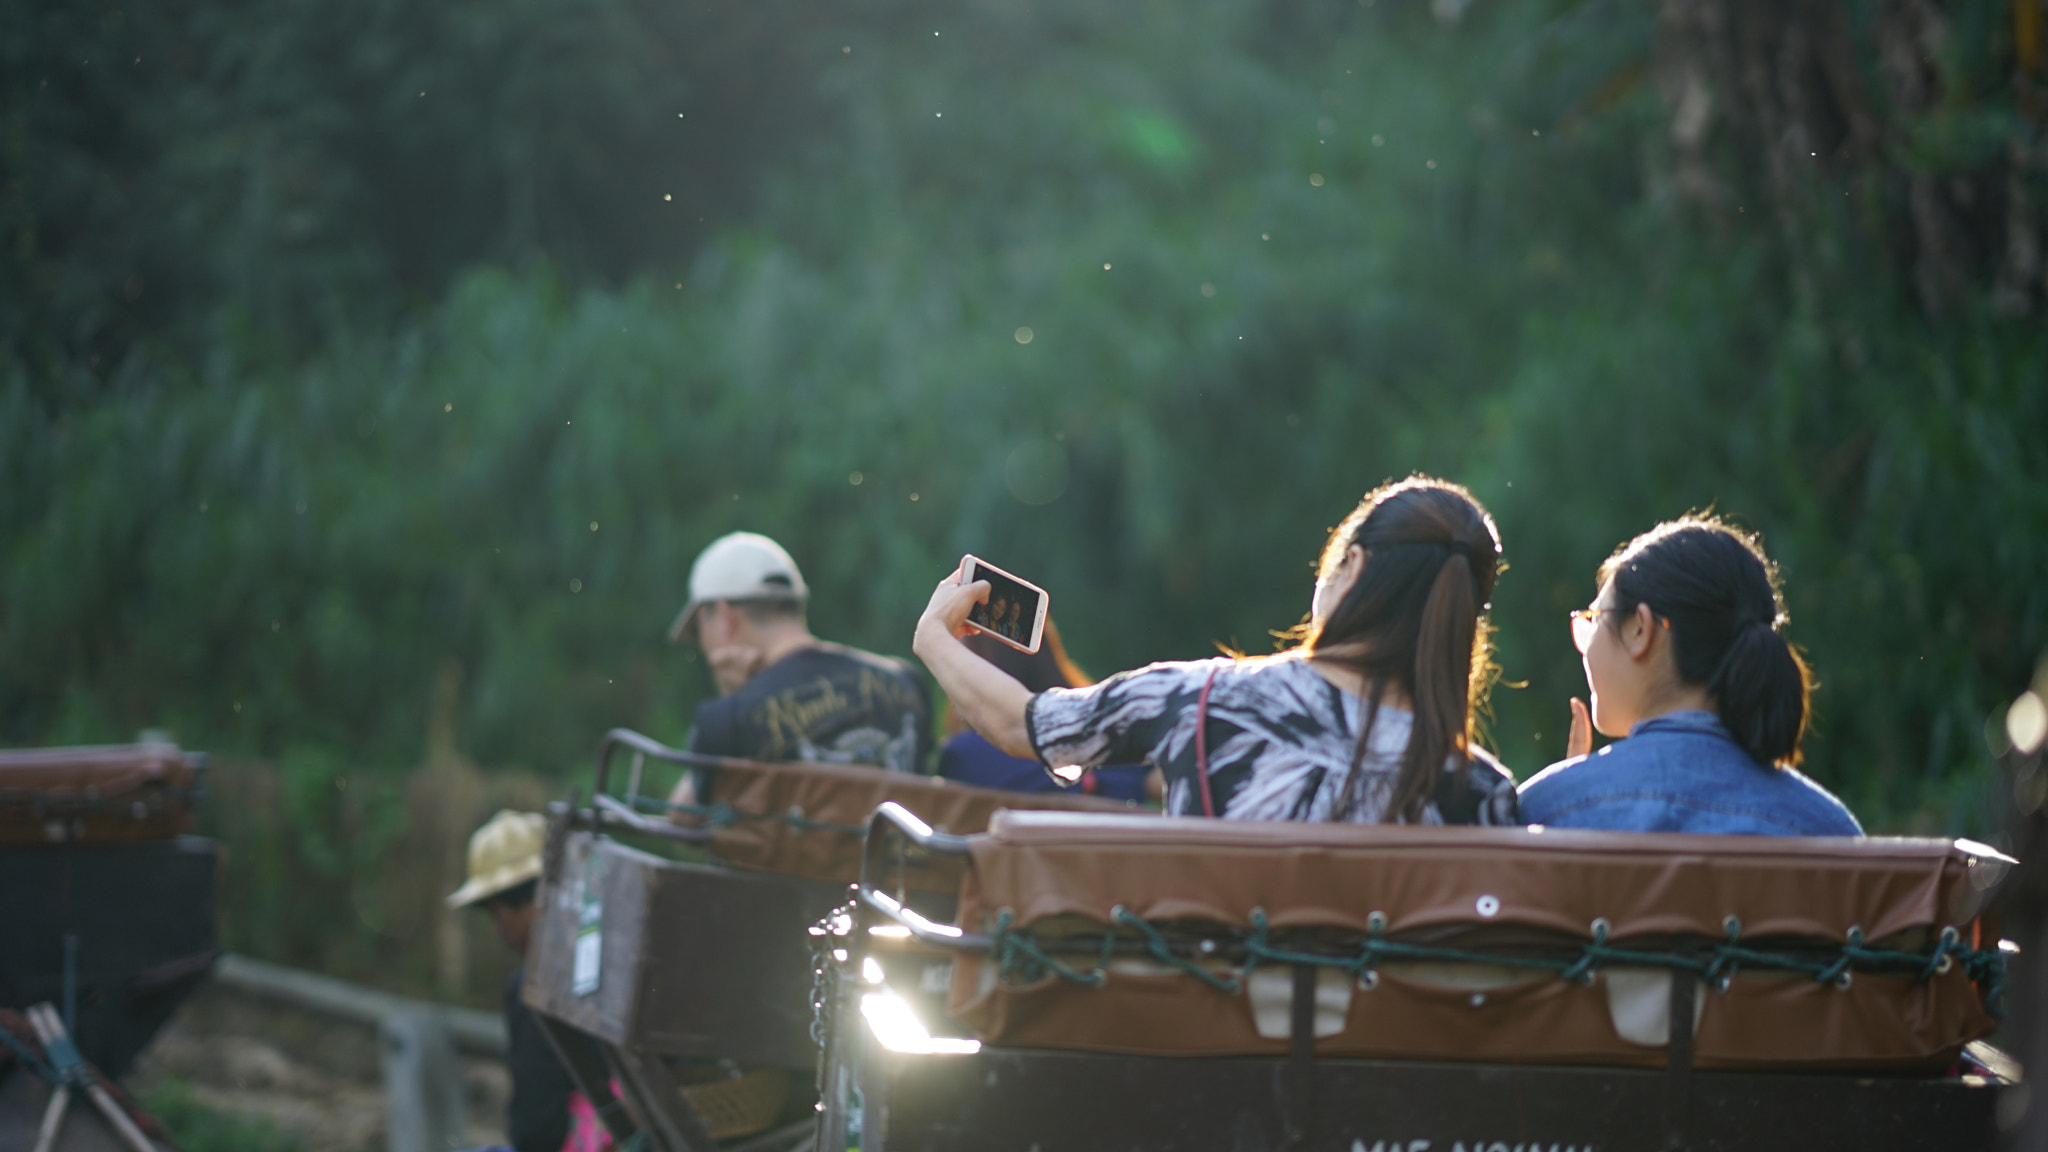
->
[[445, 810, 546, 909]]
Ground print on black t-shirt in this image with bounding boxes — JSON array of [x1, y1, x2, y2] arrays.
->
[[689, 643, 932, 774]]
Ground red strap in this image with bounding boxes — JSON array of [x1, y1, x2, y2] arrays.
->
[[1194, 667, 1220, 817]]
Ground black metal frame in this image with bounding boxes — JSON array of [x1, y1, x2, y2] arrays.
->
[[577, 727, 729, 846]]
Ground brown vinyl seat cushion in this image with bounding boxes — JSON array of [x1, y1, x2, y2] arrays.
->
[[699, 759, 1141, 889], [0, 743, 202, 844], [945, 811, 2006, 1072]]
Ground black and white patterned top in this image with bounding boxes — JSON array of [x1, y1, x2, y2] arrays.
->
[[1026, 654, 1520, 824]]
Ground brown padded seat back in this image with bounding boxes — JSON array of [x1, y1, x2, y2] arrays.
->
[[0, 743, 202, 844], [702, 759, 1139, 889], [947, 811, 2004, 1071]]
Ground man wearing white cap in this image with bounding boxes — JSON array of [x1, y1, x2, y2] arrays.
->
[[668, 531, 930, 774]]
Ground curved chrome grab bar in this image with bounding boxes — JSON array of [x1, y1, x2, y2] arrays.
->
[[856, 802, 990, 951]]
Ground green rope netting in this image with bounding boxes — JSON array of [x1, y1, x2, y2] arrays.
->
[[984, 905, 2008, 1017], [627, 794, 866, 837]]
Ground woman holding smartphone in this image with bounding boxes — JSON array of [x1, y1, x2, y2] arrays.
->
[[1516, 516, 1861, 834], [914, 476, 1518, 823]]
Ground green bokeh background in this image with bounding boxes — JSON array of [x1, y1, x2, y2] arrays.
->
[[5, 0, 2045, 994]]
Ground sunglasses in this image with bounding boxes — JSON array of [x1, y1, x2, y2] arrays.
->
[[1568, 606, 1623, 654], [1569, 604, 1670, 653]]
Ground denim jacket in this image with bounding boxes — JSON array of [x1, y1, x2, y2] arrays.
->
[[1516, 710, 1863, 835]]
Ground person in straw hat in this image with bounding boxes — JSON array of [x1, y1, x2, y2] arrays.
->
[[449, 810, 611, 1152]]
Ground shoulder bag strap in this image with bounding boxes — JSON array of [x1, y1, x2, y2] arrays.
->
[[1194, 666, 1221, 818]]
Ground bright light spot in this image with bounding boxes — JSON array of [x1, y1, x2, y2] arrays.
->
[[663, 194, 672, 201], [1051, 764, 1085, 782], [1309, 173, 1325, 187], [589, 521, 599, 532], [1532, 129, 1541, 136], [861, 992, 980, 1055], [1102, 263, 1112, 270], [570, 579, 583, 593], [849, 471, 864, 486], [444, 402, 453, 412], [1201, 283, 1216, 297], [909, 492, 920, 502], [936, 112, 942, 117], [833, 949, 849, 962], [2011, 691, 2048, 755], [868, 925, 912, 938], [1261, 233, 1269, 241], [863, 957, 886, 984], [1014, 326, 1034, 344]]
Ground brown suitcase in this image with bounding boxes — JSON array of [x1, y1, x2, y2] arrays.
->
[[0, 743, 204, 845]]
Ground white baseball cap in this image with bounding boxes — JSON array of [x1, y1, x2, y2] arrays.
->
[[668, 531, 810, 642]]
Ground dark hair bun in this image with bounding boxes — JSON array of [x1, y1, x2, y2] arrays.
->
[[1602, 518, 1811, 767]]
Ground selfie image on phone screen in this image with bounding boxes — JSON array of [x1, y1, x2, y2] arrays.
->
[[964, 557, 1046, 652]]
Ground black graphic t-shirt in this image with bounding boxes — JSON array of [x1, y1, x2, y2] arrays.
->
[[690, 642, 932, 774], [1027, 654, 1518, 824]]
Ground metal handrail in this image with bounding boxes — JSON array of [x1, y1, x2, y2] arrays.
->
[[581, 728, 754, 846], [855, 802, 991, 950], [593, 727, 733, 800]]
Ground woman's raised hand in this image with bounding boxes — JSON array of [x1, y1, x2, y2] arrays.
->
[[1566, 696, 1593, 760], [913, 557, 991, 654]]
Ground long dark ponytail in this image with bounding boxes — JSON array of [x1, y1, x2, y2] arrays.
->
[[1599, 516, 1811, 767], [1303, 476, 1502, 823]]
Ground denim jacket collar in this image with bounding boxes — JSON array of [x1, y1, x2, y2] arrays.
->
[[1626, 709, 1727, 741]]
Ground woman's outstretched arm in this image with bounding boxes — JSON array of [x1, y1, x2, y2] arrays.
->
[[913, 561, 1036, 758]]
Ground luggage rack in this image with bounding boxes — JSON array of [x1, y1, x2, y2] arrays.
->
[[823, 802, 2012, 1152]]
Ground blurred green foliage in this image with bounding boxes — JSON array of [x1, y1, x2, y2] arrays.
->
[[4, 0, 2045, 874]]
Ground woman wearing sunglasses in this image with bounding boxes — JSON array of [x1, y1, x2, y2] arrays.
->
[[1517, 516, 1860, 834]]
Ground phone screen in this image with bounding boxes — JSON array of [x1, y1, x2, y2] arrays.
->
[[965, 560, 1044, 649]]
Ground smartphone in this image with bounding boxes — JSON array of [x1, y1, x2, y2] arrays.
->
[[960, 555, 1049, 654]]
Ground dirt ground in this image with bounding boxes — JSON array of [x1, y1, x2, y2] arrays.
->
[[127, 982, 509, 1152]]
